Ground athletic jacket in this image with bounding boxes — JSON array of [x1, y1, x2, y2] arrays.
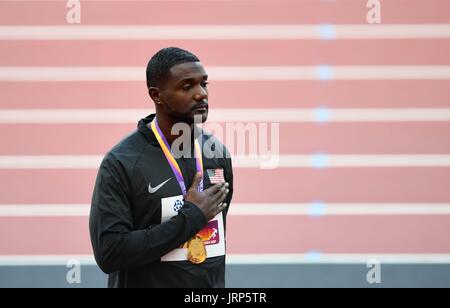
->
[[89, 113, 233, 288]]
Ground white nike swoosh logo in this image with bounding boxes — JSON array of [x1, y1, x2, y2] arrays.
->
[[148, 178, 171, 194]]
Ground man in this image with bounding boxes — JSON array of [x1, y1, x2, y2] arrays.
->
[[89, 47, 233, 288]]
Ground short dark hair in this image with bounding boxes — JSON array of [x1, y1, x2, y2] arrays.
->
[[146, 47, 200, 89]]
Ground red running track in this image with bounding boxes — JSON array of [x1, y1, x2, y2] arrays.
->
[[1, 0, 449, 25], [1, 40, 450, 66], [1, 0, 449, 260], [0, 168, 449, 204], [1, 80, 450, 109], [1, 122, 450, 155], [0, 215, 449, 255]]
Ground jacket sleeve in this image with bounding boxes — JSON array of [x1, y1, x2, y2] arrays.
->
[[89, 154, 207, 274]]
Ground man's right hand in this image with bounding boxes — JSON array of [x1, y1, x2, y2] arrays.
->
[[185, 172, 229, 221]]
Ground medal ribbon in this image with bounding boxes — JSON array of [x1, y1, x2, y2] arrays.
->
[[150, 117, 203, 196]]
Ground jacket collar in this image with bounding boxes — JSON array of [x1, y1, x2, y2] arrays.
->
[[137, 113, 159, 146]]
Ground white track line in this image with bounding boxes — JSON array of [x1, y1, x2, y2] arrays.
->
[[226, 254, 450, 265], [0, 25, 449, 40], [0, 254, 449, 266], [1, 155, 450, 169], [1, 108, 450, 123], [228, 203, 450, 216], [0, 204, 90, 217], [1, 66, 450, 81], [1, 203, 450, 217]]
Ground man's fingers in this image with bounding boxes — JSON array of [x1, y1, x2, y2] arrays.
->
[[206, 202, 227, 221], [217, 192, 228, 206], [210, 186, 229, 205], [205, 182, 229, 195], [216, 203, 227, 215], [205, 182, 223, 195]]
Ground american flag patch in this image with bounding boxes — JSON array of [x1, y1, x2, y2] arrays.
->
[[207, 168, 225, 184]]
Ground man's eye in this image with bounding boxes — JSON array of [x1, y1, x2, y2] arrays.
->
[[183, 84, 192, 90], [201, 81, 209, 88]]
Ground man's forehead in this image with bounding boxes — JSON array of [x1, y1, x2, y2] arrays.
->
[[169, 62, 207, 81]]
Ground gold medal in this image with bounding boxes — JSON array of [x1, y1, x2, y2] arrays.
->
[[187, 235, 207, 264]]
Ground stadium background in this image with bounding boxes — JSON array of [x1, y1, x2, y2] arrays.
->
[[0, 0, 449, 287]]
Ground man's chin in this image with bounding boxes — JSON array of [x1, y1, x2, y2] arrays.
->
[[191, 111, 208, 124]]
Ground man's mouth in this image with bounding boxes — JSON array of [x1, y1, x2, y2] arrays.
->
[[193, 104, 208, 112]]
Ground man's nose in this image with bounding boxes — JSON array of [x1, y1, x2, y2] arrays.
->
[[194, 85, 208, 101]]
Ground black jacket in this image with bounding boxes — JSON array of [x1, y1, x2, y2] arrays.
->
[[89, 114, 233, 288]]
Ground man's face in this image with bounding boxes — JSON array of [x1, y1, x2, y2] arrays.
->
[[158, 61, 209, 124]]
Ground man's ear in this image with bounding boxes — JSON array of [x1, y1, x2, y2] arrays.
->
[[148, 87, 162, 105]]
